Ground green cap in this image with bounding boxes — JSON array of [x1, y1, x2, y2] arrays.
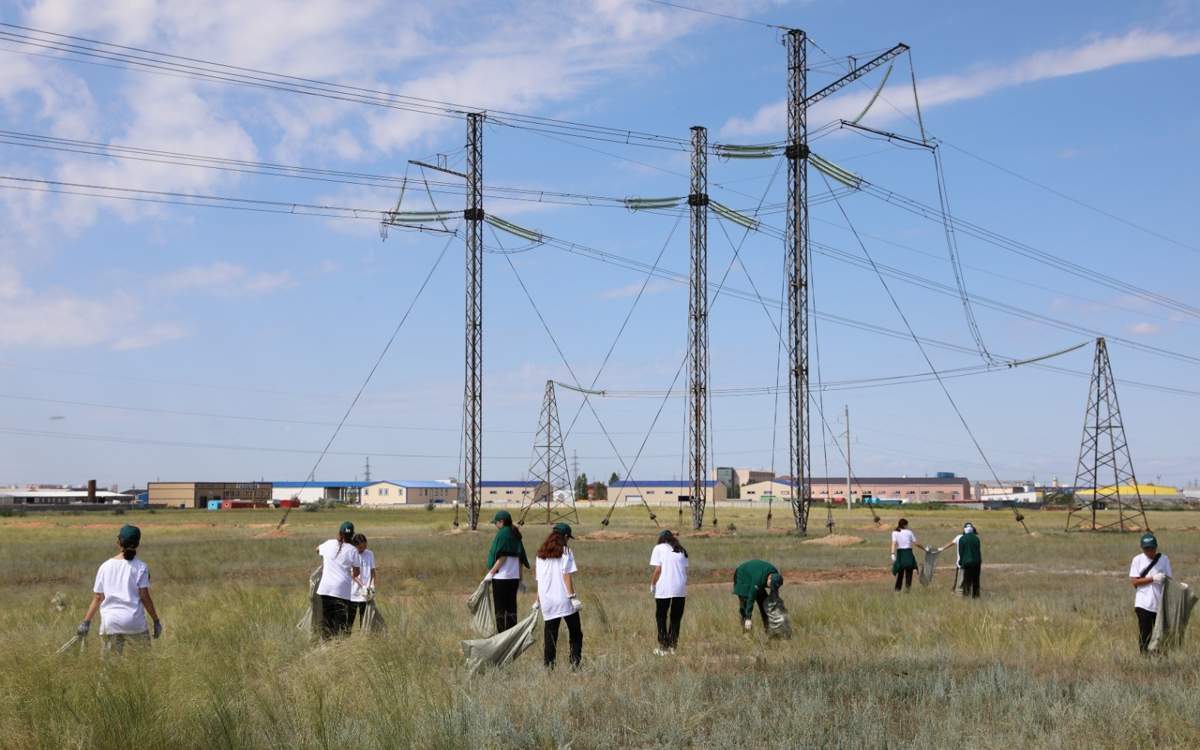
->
[[118, 524, 141, 547], [339, 521, 355, 537], [1140, 532, 1158, 549], [552, 522, 574, 539], [492, 510, 512, 523]]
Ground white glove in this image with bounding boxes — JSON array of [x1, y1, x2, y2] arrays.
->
[[365, 586, 376, 601], [650, 585, 656, 595], [1152, 572, 1166, 583], [483, 572, 494, 582], [743, 618, 753, 632], [569, 595, 582, 612], [890, 553, 896, 562]]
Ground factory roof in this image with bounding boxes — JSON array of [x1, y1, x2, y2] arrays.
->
[[610, 480, 716, 488], [272, 481, 370, 489]]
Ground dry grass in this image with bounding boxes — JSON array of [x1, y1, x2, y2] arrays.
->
[[1, 506, 1198, 749]]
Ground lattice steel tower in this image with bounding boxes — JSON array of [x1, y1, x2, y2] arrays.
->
[[463, 112, 484, 530], [687, 125, 710, 530], [1067, 337, 1149, 532], [521, 381, 578, 525]]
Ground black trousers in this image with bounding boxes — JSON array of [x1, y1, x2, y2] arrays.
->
[[1135, 607, 1157, 653], [738, 593, 769, 629], [319, 595, 352, 639], [655, 597, 686, 649], [348, 600, 368, 628], [960, 564, 981, 598], [544, 612, 583, 669], [894, 567, 914, 591], [492, 578, 520, 633]]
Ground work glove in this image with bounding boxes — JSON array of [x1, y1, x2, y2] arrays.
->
[[743, 618, 753, 632], [518, 580, 528, 594], [890, 553, 896, 563], [152, 619, 163, 639], [1152, 572, 1166, 583], [570, 595, 583, 612], [650, 585, 656, 596], [366, 586, 376, 601], [76, 620, 90, 637], [483, 572, 494, 582]]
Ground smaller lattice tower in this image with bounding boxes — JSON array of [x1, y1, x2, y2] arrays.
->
[[1066, 338, 1150, 532], [520, 381, 578, 525]]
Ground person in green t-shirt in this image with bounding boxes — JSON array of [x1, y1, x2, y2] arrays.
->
[[732, 559, 782, 631], [484, 510, 530, 632], [938, 522, 982, 598]]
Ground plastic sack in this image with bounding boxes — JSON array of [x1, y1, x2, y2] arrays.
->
[[461, 605, 539, 675], [764, 593, 792, 639], [1149, 577, 1198, 654], [360, 599, 387, 635], [919, 547, 942, 586], [296, 566, 324, 638], [466, 578, 496, 637]]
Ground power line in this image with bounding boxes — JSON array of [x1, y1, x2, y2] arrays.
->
[[641, 0, 786, 29]]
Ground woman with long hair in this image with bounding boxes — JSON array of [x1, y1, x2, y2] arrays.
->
[[649, 529, 688, 655], [535, 522, 582, 670], [348, 533, 376, 629], [77, 524, 162, 656], [316, 521, 363, 639], [890, 518, 920, 592], [484, 510, 529, 632]]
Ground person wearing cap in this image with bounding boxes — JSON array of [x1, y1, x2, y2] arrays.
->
[[649, 529, 689, 655], [732, 559, 782, 632], [535, 522, 582, 669], [1130, 531, 1172, 654], [890, 518, 921, 592], [938, 522, 982, 598], [77, 524, 162, 656], [484, 510, 530, 632], [315, 521, 363, 639], [348, 533, 376, 629]]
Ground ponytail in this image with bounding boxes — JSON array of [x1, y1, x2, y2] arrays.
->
[[121, 545, 138, 560], [501, 517, 522, 540], [895, 518, 909, 532], [658, 530, 688, 558]]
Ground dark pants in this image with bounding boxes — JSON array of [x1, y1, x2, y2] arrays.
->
[[655, 597, 686, 649], [960, 563, 981, 598], [492, 578, 520, 633], [349, 600, 367, 628], [1135, 607, 1157, 653], [894, 567, 914, 591], [738, 593, 769, 629], [544, 612, 583, 669], [319, 595, 352, 639]]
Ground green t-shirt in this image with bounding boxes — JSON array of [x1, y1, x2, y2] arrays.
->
[[733, 560, 779, 599], [957, 532, 981, 566]]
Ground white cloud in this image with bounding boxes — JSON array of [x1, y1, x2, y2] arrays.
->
[[599, 278, 679, 300], [153, 261, 295, 295], [1126, 321, 1162, 335], [723, 28, 1200, 137], [111, 323, 187, 351]]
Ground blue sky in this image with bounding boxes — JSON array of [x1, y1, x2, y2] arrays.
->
[[0, 0, 1197, 490]]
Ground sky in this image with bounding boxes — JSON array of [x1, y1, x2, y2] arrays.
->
[[0, 0, 1197, 491]]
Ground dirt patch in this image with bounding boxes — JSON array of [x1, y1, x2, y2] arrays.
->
[[854, 524, 887, 531], [802, 534, 864, 547], [581, 530, 638, 541], [254, 529, 289, 539], [0, 520, 54, 529], [81, 523, 121, 529], [439, 527, 474, 535], [684, 530, 732, 539]]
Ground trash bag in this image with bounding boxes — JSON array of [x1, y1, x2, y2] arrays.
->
[[360, 599, 387, 635], [466, 578, 496, 637], [764, 593, 792, 639], [461, 604, 539, 675], [919, 547, 942, 586], [56, 634, 85, 655], [1149, 577, 1198, 654], [296, 566, 324, 638]]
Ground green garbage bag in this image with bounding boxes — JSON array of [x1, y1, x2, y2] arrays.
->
[[1149, 577, 1198, 654], [764, 593, 792, 639], [466, 578, 496, 637], [461, 604, 539, 675]]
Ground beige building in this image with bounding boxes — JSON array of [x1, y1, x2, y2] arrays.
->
[[360, 480, 459, 506], [742, 476, 972, 503], [149, 481, 272, 509], [608, 480, 726, 507]]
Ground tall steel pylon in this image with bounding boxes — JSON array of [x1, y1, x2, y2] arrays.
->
[[1066, 338, 1150, 532], [785, 29, 812, 533], [464, 112, 484, 530], [687, 125, 710, 530], [520, 380, 578, 525]]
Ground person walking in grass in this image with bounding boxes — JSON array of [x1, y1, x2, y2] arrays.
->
[[348, 533, 376, 630], [1130, 532, 1172, 654], [938, 522, 982, 598], [77, 524, 162, 656], [891, 518, 921, 592], [484, 510, 530, 633], [535, 522, 582, 670], [649, 529, 688, 655], [733, 559, 782, 632], [316, 521, 363, 640]]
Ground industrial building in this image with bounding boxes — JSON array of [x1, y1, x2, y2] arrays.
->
[[712, 467, 774, 498], [0, 489, 134, 505], [741, 476, 973, 503], [272, 481, 368, 505], [149, 481, 272, 509], [607, 480, 726, 507], [360, 480, 459, 506]]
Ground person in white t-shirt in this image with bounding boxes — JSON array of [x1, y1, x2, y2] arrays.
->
[[649, 529, 688, 655], [348, 533, 376, 630], [535, 522, 582, 670], [890, 518, 921, 592], [78, 524, 162, 656], [1129, 531, 1172, 654], [316, 521, 363, 639]]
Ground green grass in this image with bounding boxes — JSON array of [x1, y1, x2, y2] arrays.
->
[[2, 506, 1197, 749]]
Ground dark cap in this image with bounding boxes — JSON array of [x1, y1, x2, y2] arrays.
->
[[552, 522, 574, 539], [492, 510, 512, 523], [118, 524, 141, 547], [657, 529, 674, 543], [339, 521, 355, 536], [1140, 532, 1158, 549]]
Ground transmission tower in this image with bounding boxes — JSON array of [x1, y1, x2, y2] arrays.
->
[[1066, 337, 1150, 532], [687, 125, 710, 530], [363, 456, 372, 483], [464, 112, 485, 530], [520, 381, 578, 524]]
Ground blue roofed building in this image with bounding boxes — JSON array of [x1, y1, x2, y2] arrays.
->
[[271, 481, 369, 505], [608, 479, 725, 507], [361, 479, 460, 506]]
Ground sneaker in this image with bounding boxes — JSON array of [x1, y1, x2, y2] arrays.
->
[[653, 648, 667, 656], [668, 647, 677, 656]]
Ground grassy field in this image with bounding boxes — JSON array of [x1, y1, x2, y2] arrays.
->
[[1, 504, 1197, 749]]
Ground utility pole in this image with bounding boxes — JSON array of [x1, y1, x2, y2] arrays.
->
[[687, 125, 710, 531], [519, 381, 578, 525], [464, 112, 484, 530], [844, 405, 851, 509]]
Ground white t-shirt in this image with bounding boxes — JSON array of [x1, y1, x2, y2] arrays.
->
[[892, 529, 917, 549], [536, 548, 578, 620], [494, 554, 521, 580], [93, 557, 151, 635], [1130, 553, 1172, 613], [316, 539, 363, 600], [350, 549, 375, 602], [650, 543, 688, 599]]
